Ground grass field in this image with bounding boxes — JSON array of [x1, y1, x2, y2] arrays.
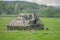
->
[[0, 17, 60, 40]]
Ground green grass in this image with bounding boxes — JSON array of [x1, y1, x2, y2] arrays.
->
[[0, 17, 60, 40]]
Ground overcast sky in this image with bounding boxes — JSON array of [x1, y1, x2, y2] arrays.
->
[[0, 0, 60, 6]]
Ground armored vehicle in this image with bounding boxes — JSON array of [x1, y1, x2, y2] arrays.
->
[[7, 13, 44, 30]]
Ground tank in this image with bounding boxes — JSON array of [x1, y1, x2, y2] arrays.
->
[[7, 13, 44, 30]]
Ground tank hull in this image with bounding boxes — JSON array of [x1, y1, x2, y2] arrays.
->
[[7, 24, 44, 30]]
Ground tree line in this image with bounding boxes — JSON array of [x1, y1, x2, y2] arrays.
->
[[0, 1, 60, 17]]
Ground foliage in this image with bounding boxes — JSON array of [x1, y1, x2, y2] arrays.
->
[[0, 1, 60, 17]]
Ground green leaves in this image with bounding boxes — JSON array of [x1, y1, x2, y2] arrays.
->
[[0, 1, 60, 17]]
